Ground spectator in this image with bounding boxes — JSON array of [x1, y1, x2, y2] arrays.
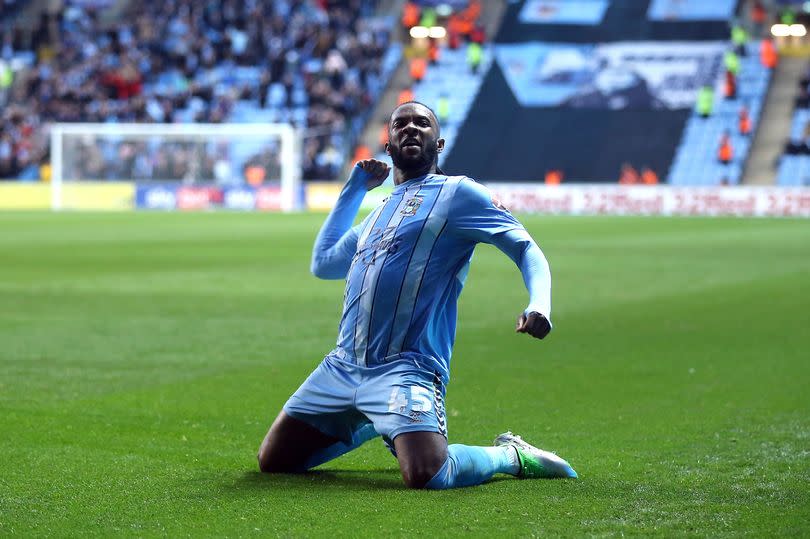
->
[[697, 84, 714, 118], [724, 49, 740, 77], [245, 163, 266, 187], [641, 167, 658, 185], [0, 59, 11, 107], [398, 86, 414, 105], [428, 39, 440, 65], [467, 41, 482, 75], [470, 24, 486, 45], [402, 1, 420, 30], [465, 0, 482, 22], [750, 0, 767, 37], [409, 56, 427, 84], [437, 93, 450, 125], [545, 169, 562, 185], [724, 70, 737, 100], [618, 163, 639, 184], [447, 27, 461, 50], [0, 133, 15, 178], [739, 105, 752, 136], [352, 144, 372, 162], [378, 122, 389, 152], [780, 7, 797, 25], [419, 7, 437, 28], [718, 131, 733, 164], [761, 38, 778, 69], [731, 24, 748, 56]]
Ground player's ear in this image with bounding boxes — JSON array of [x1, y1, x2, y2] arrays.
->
[[384, 142, 391, 156], [437, 138, 445, 153]]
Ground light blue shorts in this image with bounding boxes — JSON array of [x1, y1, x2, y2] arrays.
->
[[283, 354, 447, 446]]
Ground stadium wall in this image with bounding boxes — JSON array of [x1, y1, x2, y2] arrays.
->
[[2, 182, 808, 217], [0, 183, 134, 210], [300, 183, 810, 218], [302, 184, 810, 217], [486, 185, 810, 217]]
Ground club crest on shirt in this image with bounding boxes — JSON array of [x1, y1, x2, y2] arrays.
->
[[401, 197, 423, 217], [491, 195, 509, 212]]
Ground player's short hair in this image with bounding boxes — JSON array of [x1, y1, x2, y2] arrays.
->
[[388, 101, 441, 136], [388, 101, 446, 175]]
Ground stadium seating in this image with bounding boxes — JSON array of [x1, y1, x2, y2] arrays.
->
[[667, 45, 771, 186], [443, 0, 750, 183], [777, 68, 810, 186], [413, 46, 494, 165], [1, 1, 400, 181], [777, 154, 810, 186]]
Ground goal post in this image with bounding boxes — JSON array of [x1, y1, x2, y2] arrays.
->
[[49, 122, 302, 211]]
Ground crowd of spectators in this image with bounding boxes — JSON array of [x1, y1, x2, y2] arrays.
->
[[0, 0, 23, 21], [1, 0, 396, 181], [63, 138, 281, 184]]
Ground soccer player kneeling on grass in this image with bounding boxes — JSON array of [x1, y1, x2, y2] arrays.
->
[[257, 102, 577, 489]]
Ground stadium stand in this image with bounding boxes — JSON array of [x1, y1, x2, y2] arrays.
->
[[778, 62, 810, 186], [443, 0, 743, 182], [0, 0, 400, 182], [438, 0, 784, 184], [668, 44, 772, 186], [368, 0, 489, 168], [413, 45, 493, 165]]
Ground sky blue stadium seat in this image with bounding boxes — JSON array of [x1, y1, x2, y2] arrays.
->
[[412, 45, 494, 164], [667, 41, 772, 185]]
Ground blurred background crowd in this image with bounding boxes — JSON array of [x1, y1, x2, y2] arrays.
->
[[1, 0, 809, 186], [1, 0, 396, 181]]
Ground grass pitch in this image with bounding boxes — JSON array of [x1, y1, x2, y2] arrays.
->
[[1, 212, 809, 537]]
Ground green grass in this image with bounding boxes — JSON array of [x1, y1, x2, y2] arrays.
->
[[1, 212, 809, 537]]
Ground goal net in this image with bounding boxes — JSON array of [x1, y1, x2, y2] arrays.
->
[[49, 123, 302, 211]]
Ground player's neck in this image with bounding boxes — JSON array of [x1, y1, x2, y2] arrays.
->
[[393, 164, 436, 185]]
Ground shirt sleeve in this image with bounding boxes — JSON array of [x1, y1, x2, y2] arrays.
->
[[490, 229, 552, 324], [449, 178, 552, 323], [449, 178, 523, 243], [310, 165, 369, 280]]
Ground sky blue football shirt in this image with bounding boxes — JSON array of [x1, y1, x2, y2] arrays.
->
[[311, 168, 551, 384]]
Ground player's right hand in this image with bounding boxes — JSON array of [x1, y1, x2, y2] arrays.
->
[[357, 159, 390, 190]]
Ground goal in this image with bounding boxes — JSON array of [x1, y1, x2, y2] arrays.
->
[[49, 122, 302, 211]]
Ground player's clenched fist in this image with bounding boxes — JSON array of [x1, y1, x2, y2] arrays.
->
[[357, 159, 391, 190], [516, 311, 551, 340]]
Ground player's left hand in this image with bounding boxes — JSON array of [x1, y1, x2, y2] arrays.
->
[[516, 311, 551, 340]]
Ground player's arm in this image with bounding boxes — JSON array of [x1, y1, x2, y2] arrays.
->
[[450, 179, 552, 339], [310, 160, 390, 279], [491, 229, 552, 340]]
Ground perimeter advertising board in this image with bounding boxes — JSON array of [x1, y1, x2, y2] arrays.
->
[[487, 185, 810, 217], [135, 184, 282, 211]]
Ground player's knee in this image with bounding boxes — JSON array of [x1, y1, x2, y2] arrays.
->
[[257, 446, 291, 473], [257, 447, 274, 473], [400, 462, 442, 489]]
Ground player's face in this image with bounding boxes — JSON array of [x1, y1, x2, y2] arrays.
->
[[387, 104, 444, 173]]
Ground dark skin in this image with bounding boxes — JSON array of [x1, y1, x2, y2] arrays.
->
[[257, 102, 549, 487]]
